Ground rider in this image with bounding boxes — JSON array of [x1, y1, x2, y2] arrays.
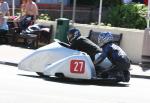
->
[[93, 32, 130, 82], [67, 28, 101, 61]]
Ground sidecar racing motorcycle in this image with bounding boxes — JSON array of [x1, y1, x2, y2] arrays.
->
[[18, 41, 130, 83]]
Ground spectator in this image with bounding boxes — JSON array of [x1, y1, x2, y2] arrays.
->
[[144, 0, 148, 5], [0, 12, 8, 41], [19, 0, 39, 30], [21, 0, 27, 16], [0, 0, 9, 16], [25, 0, 38, 23], [14, 0, 27, 27]]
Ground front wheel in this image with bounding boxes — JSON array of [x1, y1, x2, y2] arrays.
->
[[36, 72, 49, 78]]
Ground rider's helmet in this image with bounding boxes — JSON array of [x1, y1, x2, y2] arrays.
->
[[67, 28, 81, 43], [98, 32, 113, 47]]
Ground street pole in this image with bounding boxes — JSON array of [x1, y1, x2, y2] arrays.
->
[[12, 0, 15, 16], [147, 0, 150, 28], [72, 0, 76, 26], [98, 0, 103, 25], [60, 0, 64, 18]]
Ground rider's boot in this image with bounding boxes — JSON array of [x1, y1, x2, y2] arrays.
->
[[123, 70, 130, 82]]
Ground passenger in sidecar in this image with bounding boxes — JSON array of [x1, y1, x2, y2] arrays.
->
[[93, 31, 130, 82]]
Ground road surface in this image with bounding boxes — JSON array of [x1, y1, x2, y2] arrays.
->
[[0, 64, 150, 103]]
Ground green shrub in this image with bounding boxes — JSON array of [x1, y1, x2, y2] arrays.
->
[[38, 13, 51, 21], [104, 3, 147, 29]]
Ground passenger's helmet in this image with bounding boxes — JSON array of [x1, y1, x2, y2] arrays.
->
[[98, 32, 113, 47], [67, 28, 81, 43]]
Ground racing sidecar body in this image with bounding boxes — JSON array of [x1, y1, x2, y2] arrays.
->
[[18, 41, 127, 82]]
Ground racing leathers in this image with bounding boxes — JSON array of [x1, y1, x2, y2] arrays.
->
[[69, 36, 101, 61], [94, 42, 130, 72]]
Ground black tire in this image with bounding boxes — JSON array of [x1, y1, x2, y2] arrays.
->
[[36, 72, 49, 77], [55, 73, 65, 78]]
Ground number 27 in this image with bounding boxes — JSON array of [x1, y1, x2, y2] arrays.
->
[[70, 60, 85, 73]]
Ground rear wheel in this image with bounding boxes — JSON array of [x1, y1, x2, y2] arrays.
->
[[55, 73, 65, 78]]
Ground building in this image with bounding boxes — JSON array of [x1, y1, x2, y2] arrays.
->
[[36, 0, 71, 9], [5, 0, 20, 7], [36, 0, 70, 5], [5, 0, 70, 8]]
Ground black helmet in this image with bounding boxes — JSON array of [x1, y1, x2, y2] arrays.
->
[[67, 28, 81, 43]]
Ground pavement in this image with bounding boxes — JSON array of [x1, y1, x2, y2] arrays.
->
[[0, 44, 150, 79], [0, 45, 34, 64]]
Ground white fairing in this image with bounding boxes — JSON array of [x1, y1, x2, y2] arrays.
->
[[18, 42, 112, 79], [18, 42, 96, 79]]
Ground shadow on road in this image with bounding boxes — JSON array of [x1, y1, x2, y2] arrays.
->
[[18, 74, 129, 87], [44, 77, 129, 87], [131, 74, 150, 80], [18, 74, 42, 79]]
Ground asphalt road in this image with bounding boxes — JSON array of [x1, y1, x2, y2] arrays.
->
[[0, 64, 150, 103]]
